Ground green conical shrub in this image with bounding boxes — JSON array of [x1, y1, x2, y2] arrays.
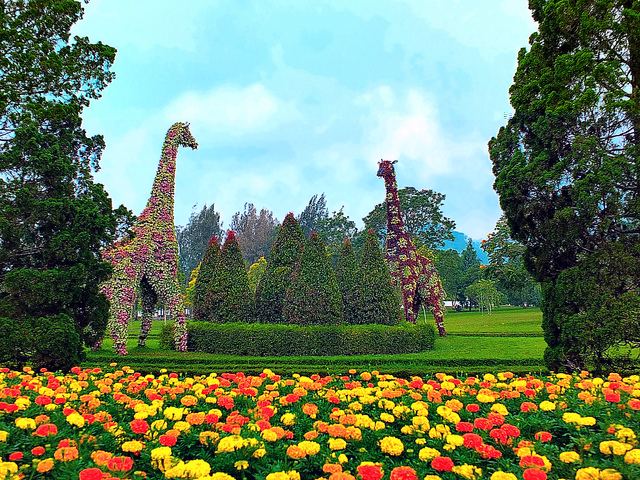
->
[[360, 229, 402, 325], [284, 232, 343, 326], [212, 230, 254, 323], [335, 238, 364, 324], [256, 213, 305, 323], [192, 236, 220, 321]]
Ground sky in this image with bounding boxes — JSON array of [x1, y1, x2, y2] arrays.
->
[[72, 0, 537, 240]]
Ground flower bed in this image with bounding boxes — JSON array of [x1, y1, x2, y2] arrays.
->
[[0, 366, 639, 480]]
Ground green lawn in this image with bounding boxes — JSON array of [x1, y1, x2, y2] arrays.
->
[[86, 307, 547, 377]]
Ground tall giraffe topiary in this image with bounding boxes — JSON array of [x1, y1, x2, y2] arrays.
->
[[99, 122, 198, 354], [376, 159, 447, 336]]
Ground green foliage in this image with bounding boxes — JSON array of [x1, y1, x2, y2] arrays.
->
[[297, 193, 328, 238], [212, 231, 254, 323], [464, 279, 505, 315], [163, 321, 435, 356], [0, 314, 82, 372], [335, 238, 364, 324], [230, 203, 279, 265], [0, 0, 133, 369], [256, 213, 305, 323], [283, 232, 343, 326], [433, 249, 462, 302], [192, 237, 220, 322], [363, 187, 455, 250], [359, 229, 402, 325], [177, 205, 223, 279], [489, 0, 640, 372], [316, 207, 358, 267], [247, 257, 267, 294]]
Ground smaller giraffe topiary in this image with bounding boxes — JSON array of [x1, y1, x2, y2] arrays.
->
[[377, 159, 447, 336]]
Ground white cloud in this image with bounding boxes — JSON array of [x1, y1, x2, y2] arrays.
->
[[164, 84, 299, 137]]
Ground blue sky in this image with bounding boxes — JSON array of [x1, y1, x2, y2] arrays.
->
[[72, 0, 537, 240]]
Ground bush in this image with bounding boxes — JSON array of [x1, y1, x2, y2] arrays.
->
[[0, 314, 83, 371], [256, 213, 305, 323], [359, 229, 402, 325], [284, 232, 343, 326], [335, 238, 364, 324], [192, 236, 220, 321], [160, 321, 435, 356], [212, 231, 254, 323]]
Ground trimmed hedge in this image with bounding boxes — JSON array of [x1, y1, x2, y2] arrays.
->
[[160, 321, 435, 356]]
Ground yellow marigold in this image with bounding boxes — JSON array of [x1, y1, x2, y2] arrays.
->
[[577, 416, 596, 427], [419, 447, 441, 461], [490, 473, 517, 480], [328, 438, 347, 451], [199, 431, 220, 446], [558, 451, 581, 463], [401, 425, 414, 435], [452, 464, 482, 480], [217, 435, 244, 453], [234, 461, 249, 471], [379, 436, 404, 456], [253, 448, 267, 458], [539, 401, 556, 411], [562, 412, 582, 424], [624, 448, 640, 464], [15, 418, 36, 430], [210, 473, 236, 480], [429, 424, 451, 439], [163, 407, 186, 421], [150, 446, 172, 460], [476, 393, 495, 403], [66, 413, 85, 428], [173, 421, 190, 432], [575, 467, 601, 480], [0, 431, 7, 442], [184, 459, 211, 479], [121, 440, 144, 453], [266, 472, 291, 480], [615, 427, 637, 444], [424, 476, 442, 480], [261, 429, 279, 442], [380, 412, 395, 423], [373, 421, 385, 431], [490, 403, 509, 416], [0, 461, 18, 479], [599, 469, 622, 480], [180, 395, 198, 407], [446, 434, 464, 447], [286, 445, 306, 459], [164, 460, 186, 479], [281, 412, 296, 426], [599, 440, 632, 455], [298, 441, 321, 455]]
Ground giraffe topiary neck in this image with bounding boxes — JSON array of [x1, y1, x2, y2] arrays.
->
[[383, 173, 410, 240]]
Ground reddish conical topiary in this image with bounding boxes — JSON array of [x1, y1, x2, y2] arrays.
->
[[212, 230, 254, 323], [359, 229, 402, 325], [256, 213, 305, 323], [335, 238, 365, 324], [283, 232, 343, 326], [192, 236, 221, 321]]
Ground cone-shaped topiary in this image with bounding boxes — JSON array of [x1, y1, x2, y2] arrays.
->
[[284, 232, 344, 326], [335, 238, 365, 324], [213, 230, 254, 323], [192, 236, 220, 321], [360, 229, 402, 325], [256, 213, 305, 323]]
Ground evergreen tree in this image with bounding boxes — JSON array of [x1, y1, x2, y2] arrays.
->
[[359, 229, 402, 325], [0, 0, 133, 370], [335, 238, 364, 324], [256, 213, 305, 323], [177, 204, 223, 280], [284, 232, 343, 326], [298, 193, 328, 238], [192, 237, 220, 322], [213, 231, 254, 323]]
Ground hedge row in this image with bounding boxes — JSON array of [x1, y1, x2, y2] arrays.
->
[[159, 321, 435, 356]]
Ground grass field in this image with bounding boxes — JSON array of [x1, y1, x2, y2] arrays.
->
[[86, 306, 547, 377]]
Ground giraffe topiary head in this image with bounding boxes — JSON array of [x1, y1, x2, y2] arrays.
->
[[377, 159, 398, 178], [168, 122, 198, 150]]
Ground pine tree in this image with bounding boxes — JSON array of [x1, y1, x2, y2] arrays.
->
[[359, 229, 402, 325], [284, 232, 343, 326], [335, 238, 364, 324], [256, 213, 305, 323], [214, 231, 254, 323], [192, 237, 220, 321]]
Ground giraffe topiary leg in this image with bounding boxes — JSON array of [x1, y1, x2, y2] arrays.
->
[[138, 276, 157, 347], [145, 268, 188, 352], [417, 281, 447, 336], [101, 268, 137, 355]]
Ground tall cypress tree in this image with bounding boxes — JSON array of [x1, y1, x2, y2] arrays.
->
[[359, 229, 402, 325], [214, 231, 254, 323], [284, 232, 343, 326], [256, 213, 305, 323], [335, 238, 364, 324], [192, 236, 220, 321]]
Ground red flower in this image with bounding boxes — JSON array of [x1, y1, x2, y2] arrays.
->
[[431, 457, 454, 471], [8, 452, 23, 461], [79, 468, 104, 480], [523, 469, 547, 480], [534, 431, 552, 442], [357, 464, 384, 480], [389, 466, 418, 480], [31, 446, 45, 456], [520, 402, 538, 413], [487, 412, 505, 426], [605, 393, 620, 403], [33, 423, 58, 437], [159, 434, 177, 446], [455, 422, 474, 432], [35, 395, 52, 405], [466, 403, 480, 412], [502, 424, 521, 437], [130, 419, 149, 434], [462, 433, 483, 449], [107, 456, 133, 472], [474, 418, 494, 430], [519, 455, 546, 469]]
